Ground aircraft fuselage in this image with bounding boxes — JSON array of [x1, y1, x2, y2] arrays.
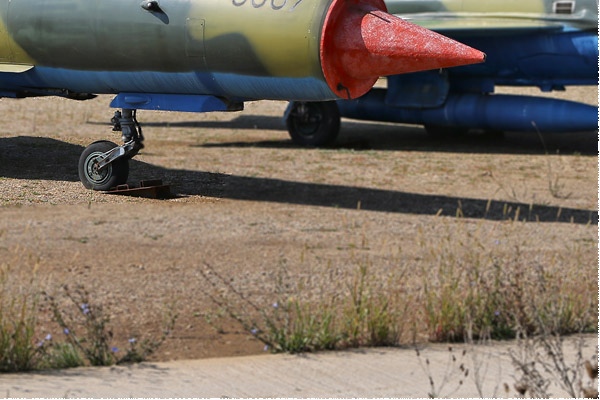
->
[[0, 0, 335, 101]]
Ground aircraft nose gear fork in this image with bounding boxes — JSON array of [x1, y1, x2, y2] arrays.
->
[[78, 108, 144, 190]]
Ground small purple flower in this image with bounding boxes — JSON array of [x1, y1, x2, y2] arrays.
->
[[250, 328, 259, 336], [81, 303, 90, 314], [272, 302, 279, 309], [494, 310, 501, 317], [63, 328, 70, 335], [45, 333, 52, 341], [129, 338, 136, 344], [37, 340, 45, 348], [111, 347, 119, 353], [263, 345, 269, 352]]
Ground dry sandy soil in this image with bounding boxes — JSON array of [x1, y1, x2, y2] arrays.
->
[[0, 86, 597, 362]]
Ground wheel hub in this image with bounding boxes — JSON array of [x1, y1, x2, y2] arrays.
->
[[84, 152, 111, 184]]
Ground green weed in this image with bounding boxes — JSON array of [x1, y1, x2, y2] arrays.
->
[[200, 259, 412, 353], [200, 217, 596, 353], [46, 284, 177, 366], [37, 341, 84, 370], [0, 264, 41, 372], [419, 221, 597, 342]]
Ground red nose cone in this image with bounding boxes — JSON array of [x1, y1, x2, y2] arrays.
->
[[321, 0, 486, 99]]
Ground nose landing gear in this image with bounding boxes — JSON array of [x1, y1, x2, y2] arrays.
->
[[78, 108, 144, 191]]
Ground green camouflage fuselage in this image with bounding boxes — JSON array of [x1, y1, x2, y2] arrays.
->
[[0, 0, 335, 100], [2, 0, 325, 76]]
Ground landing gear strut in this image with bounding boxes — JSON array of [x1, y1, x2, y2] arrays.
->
[[78, 108, 144, 190]]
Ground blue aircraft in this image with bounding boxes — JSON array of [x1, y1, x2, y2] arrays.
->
[[284, 0, 599, 146]]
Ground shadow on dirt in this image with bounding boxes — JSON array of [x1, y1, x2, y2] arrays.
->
[[0, 136, 81, 181], [1, 136, 597, 225], [89, 115, 597, 155], [164, 166, 598, 225]]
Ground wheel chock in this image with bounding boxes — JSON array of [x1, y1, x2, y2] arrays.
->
[[106, 179, 172, 199]]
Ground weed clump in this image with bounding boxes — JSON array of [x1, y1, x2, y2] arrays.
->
[[0, 260, 177, 372], [0, 264, 41, 372], [200, 218, 597, 352], [200, 260, 412, 353], [45, 284, 177, 366]]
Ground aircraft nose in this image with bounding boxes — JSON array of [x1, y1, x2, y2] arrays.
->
[[320, 0, 486, 99]]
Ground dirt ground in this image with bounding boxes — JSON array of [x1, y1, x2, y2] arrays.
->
[[0, 86, 597, 362]]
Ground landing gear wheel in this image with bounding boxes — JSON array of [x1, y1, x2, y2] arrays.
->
[[78, 140, 129, 190], [285, 101, 340, 147]]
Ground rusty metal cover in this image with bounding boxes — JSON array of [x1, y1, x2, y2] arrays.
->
[[106, 180, 172, 199]]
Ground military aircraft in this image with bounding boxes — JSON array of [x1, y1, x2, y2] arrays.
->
[[0, 0, 485, 190], [284, 0, 599, 146]]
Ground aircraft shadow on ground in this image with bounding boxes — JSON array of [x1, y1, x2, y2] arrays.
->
[[89, 116, 598, 156], [195, 130, 599, 156], [1, 136, 597, 225], [87, 115, 286, 132]]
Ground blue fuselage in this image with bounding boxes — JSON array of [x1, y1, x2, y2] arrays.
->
[[444, 27, 598, 92]]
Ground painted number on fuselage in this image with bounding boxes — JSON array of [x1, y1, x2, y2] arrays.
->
[[232, 0, 303, 11]]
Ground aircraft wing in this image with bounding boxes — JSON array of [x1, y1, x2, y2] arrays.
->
[[395, 12, 597, 37], [386, 0, 599, 35]]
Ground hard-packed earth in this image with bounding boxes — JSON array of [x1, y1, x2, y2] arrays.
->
[[0, 86, 597, 361]]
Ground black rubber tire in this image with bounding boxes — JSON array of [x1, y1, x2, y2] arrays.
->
[[285, 101, 341, 147], [78, 140, 129, 191]]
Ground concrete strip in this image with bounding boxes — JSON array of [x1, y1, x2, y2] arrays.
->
[[1, 336, 597, 398]]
